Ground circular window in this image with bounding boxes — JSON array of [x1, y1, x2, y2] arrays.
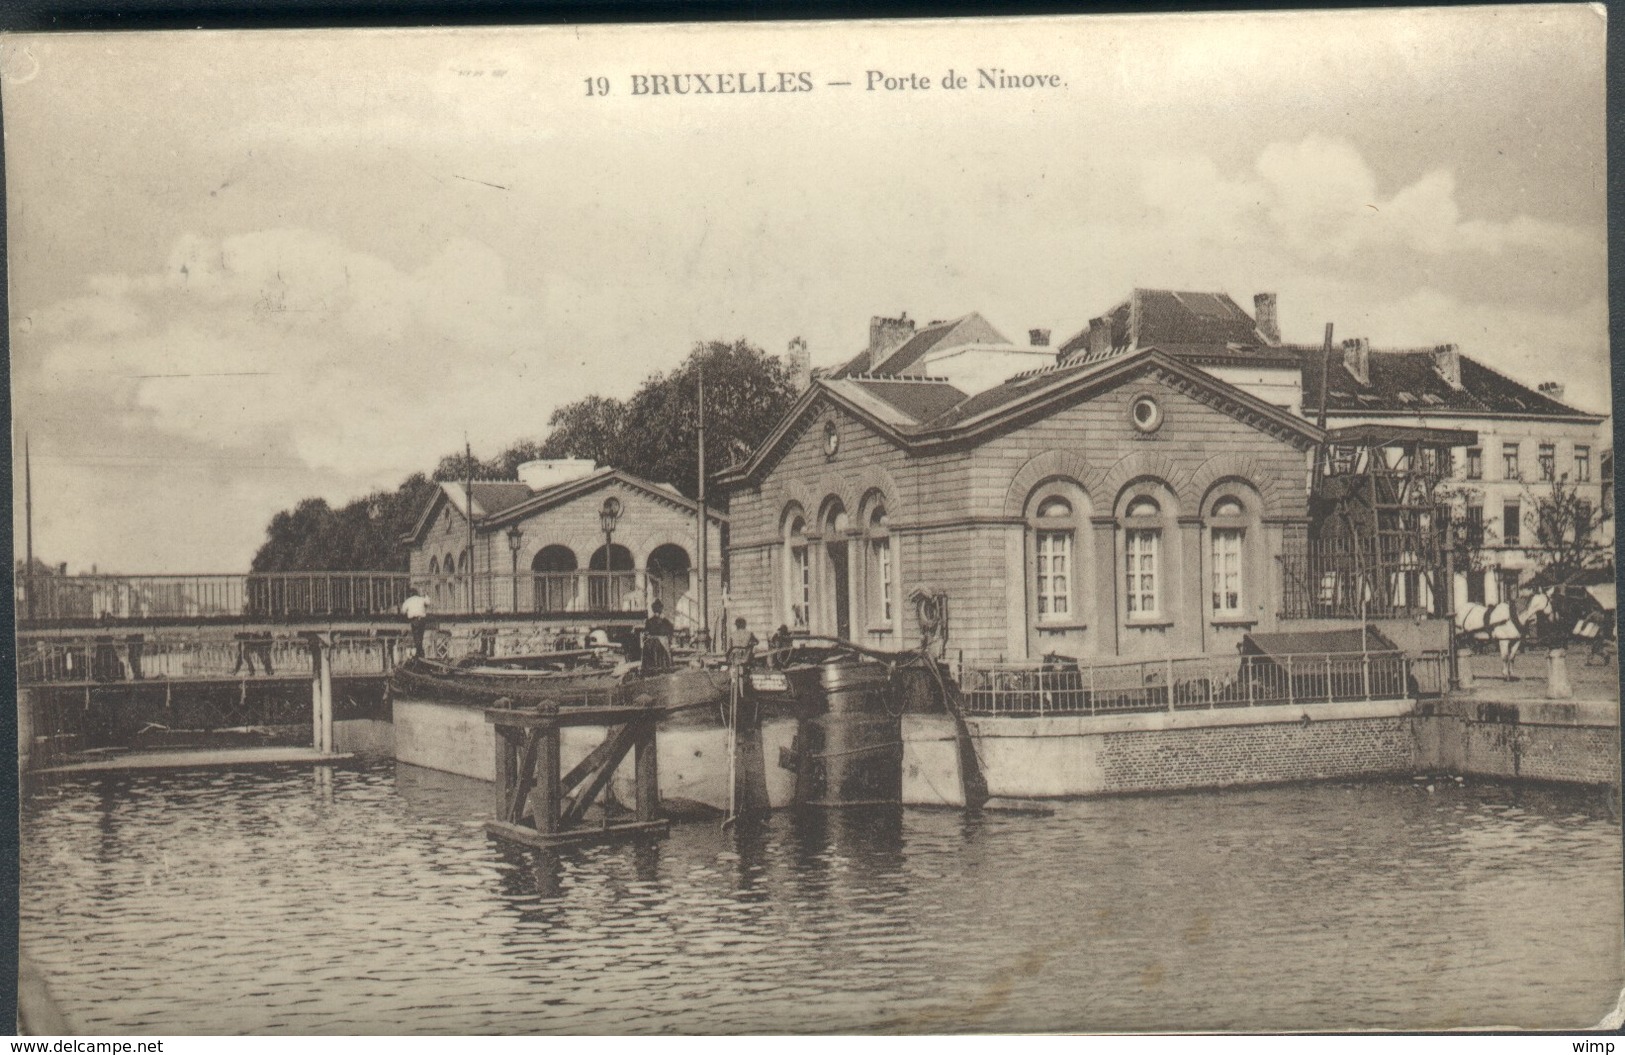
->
[[1130, 395, 1163, 433], [822, 419, 840, 458]]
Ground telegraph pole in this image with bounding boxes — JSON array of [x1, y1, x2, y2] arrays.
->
[[465, 438, 476, 614], [697, 365, 710, 650], [24, 433, 35, 621]]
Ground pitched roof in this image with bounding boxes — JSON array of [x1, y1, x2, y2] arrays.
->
[[1300, 347, 1600, 420], [407, 468, 723, 545], [830, 313, 1010, 379], [838, 378, 971, 424], [717, 348, 1324, 488], [1057, 290, 1283, 365]]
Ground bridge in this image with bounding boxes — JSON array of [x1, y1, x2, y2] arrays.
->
[[16, 570, 702, 771]]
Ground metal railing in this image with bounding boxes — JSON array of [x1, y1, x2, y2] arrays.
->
[[425, 571, 702, 627], [957, 650, 1419, 717], [16, 632, 404, 687], [16, 573, 411, 622]]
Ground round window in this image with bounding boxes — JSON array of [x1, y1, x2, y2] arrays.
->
[[822, 419, 840, 458], [1131, 395, 1163, 433]]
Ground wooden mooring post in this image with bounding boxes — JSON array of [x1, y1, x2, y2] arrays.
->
[[484, 699, 668, 848], [305, 632, 335, 756]]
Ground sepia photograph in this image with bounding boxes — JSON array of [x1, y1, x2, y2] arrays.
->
[[5, 4, 1620, 1035]]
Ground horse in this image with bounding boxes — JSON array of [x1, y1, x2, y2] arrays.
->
[[1536, 584, 1616, 665], [1454, 589, 1553, 680]]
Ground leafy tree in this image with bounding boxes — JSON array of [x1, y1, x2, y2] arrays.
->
[[1523, 474, 1611, 585], [536, 395, 625, 466]]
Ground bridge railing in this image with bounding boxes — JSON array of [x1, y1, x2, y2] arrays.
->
[[424, 571, 703, 628], [16, 631, 405, 686], [957, 650, 1418, 717], [16, 572, 412, 623]]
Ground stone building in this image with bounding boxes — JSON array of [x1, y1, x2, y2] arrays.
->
[[720, 289, 1608, 662], [718, 343, 1322, 665], [404, 460, 724, 630]]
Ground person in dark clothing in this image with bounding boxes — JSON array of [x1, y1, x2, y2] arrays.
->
[[730, 617, 759, 668], [768, 624, 793, 669], [642, 599, 675, 673]]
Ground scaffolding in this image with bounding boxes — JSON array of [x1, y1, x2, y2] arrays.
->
[[1281, 425, 1477, 620]]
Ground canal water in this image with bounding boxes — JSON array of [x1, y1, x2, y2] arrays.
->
[[20, 760, 1623, 1034]]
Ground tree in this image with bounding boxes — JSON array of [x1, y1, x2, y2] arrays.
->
[[532, 341, 796, 500], [1523, 474, 1611, 586], [536, 395, 625, 466]]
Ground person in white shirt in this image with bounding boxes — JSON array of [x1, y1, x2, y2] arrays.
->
[[401, 588, 431, 657]]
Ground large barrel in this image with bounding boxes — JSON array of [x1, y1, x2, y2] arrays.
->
[[794, 660, 902, 807]]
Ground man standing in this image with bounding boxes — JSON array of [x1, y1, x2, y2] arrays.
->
[[401, 587, 431, 658]]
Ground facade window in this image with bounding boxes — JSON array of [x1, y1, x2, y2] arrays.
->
[[1124, 496, 1161, 618], [1503, 501, 1521, 547], [1034, 496, 1073, 622], [867, 504, 893, 626], [1036, 530, 1071, 620], [1465, 447, 1482, 480], [1207, 496, 1246, 617], [1126, 530, 1159, 616], [784, 514, 810, 631], [1575, 445, 1592, 482], [1502, 442, 1520, 480], [1539, 443, 1555, 482], [1464, 504, 1484, 548]]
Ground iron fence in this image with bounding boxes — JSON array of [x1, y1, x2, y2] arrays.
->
[[957, 650, 1418, 717]]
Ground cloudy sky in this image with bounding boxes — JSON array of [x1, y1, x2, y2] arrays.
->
[[5, 6, 1609, 573]]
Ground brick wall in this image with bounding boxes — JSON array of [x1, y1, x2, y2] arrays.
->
[[1095, 718, 1414, 793]]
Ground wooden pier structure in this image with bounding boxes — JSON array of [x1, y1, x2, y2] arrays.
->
[[484, 700, 668, 848]]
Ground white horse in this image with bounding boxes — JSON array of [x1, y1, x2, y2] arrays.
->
[[1455, 589, 1553, 680]]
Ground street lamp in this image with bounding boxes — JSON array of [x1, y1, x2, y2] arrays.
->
[[600, 497, 622, 609], [506, 524, 524, 613]]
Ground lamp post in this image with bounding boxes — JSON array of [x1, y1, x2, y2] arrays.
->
[[600, 497, 622, 609], [506, 524, 524, 614]]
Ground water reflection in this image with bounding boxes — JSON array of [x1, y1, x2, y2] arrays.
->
[[20, 761, 1624, 1035]]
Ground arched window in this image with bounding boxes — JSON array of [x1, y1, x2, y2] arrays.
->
[[783, 510, 809, 631], [647, 543, 692, 617], [532, 545, 577, 612], [1028, 484, 1088, 629], [1209, 496, 1246, 616], [1123, 495, 1164, 620], [428, 557, 440, 605], [865, 501, 893, 627], [588, 543, 636, 610]]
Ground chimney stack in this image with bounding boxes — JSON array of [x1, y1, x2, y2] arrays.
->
[[1342, 337, 1371, 387], [1028, 328, 1051, 347], [1432, 343, 1462, 390], [1087, 316, 1112, 358], [1538, 380, 1565, 402], [787, 336, 812, 392], [867, 312, 915, 372], [1253, 292, 1280, 344]]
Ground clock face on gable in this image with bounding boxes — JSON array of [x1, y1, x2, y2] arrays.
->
[[823, 419, 840, 458]]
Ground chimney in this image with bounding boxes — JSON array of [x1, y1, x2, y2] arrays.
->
[[867, 312, 915, 372], [1342, 337, 1371, 387], [1253, 292, 1280, 345], [787, 336, 812, 391], [1432, 343, 1462, 390], [1028, 328, 1050, 347], [1087, 316, 1112, 357], [1538, 380, 1565, 402]]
